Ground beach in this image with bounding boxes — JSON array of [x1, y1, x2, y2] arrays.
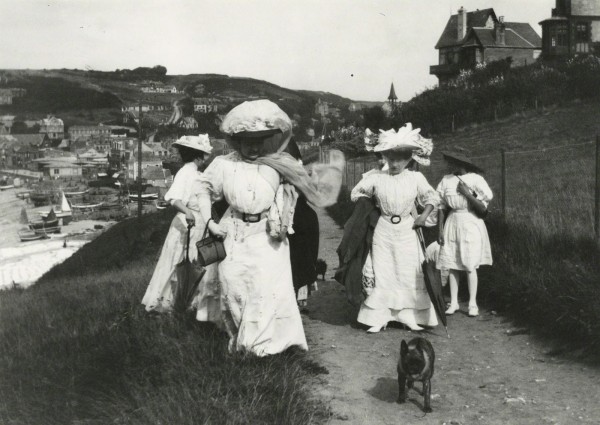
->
[[0, 187, 116, 289]]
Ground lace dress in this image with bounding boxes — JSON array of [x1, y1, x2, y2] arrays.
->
[[199, 153, 308, 356], [436, 173, 493, 271], [350, 170, 440, 328]]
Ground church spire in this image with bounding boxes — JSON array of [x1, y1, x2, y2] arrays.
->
[[388, 82, 398, 101]]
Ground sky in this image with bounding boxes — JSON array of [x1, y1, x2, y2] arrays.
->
[[0, 0, 555, 102]]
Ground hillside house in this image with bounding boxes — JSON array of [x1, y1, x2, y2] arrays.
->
[[0, 135, 43, 169], [39, 116, 65, 140], [141, 84, 178, 94], [43, 162, 83, 179], [142, 166, 173, 188], [0, 88, 26, 105], [193, 98, 221, 113], [540, 0, 600, 57], [431, 7, 542, 85], [0, 115, 15, 133], [68, 125, 111, 141]]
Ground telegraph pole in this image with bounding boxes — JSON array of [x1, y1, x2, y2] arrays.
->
[[137, 100, 143, 218]]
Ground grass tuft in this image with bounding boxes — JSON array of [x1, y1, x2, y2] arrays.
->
[[0, 212, 329, 425]]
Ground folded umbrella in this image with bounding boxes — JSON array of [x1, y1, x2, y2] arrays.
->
[[173, 224, 206, 315], [416, 227, 449, 338]]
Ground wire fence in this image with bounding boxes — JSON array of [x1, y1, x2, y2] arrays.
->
[[326, 136, 600, 241]]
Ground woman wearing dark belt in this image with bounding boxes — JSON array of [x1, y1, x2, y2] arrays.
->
[[197, 100, 343, 356], [350, 125, 440, 333]]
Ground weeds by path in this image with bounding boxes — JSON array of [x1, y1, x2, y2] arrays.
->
[[0, 211, 328, 425]]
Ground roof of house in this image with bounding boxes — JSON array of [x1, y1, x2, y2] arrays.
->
[[435, 8, 541, 50], [0, 134, 46, 147], [69, 125, 110, 131], [465, 25, 541, 48], [142, 166, 172, 180], [436, 8, 496, 48]]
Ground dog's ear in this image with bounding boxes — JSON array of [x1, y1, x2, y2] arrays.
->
[[400, 340, 408, 357]]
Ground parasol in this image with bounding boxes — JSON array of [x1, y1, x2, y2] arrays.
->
[[173, 224, 206, 315], [416, 227, 449, 338]]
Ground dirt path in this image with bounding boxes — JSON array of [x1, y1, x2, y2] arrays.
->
[[303, 208, 600, 425]]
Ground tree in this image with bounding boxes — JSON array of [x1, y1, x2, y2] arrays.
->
[[363, 106, 388, 132]]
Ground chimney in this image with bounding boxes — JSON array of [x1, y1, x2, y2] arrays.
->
[[495, 16, 506, 45], [457, 7, 467, 40]]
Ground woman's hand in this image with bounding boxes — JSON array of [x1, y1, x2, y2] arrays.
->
[[208, 220, 227, 238], [457, 181, 472, 197], [413, 215, 427, 228], [184, 210, 196, 227]]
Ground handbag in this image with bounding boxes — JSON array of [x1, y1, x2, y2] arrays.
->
[[195, 218, 227, 266]]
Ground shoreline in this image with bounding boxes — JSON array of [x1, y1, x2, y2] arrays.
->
[[0, 187, 117, 290]]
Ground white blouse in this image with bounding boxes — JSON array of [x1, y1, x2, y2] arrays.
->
[[200, 153, 280, 214], [164, 162, 202, 210], [436, 173, 493, 210], [351, 170, 439, 217]]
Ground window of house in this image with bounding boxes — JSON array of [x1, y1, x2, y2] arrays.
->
[[576, 23, 590, 41], [54, 169, 59, 175]]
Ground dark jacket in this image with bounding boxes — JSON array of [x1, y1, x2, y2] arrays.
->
[[334, 197, 380, 307], [288, 196, 319, 291]]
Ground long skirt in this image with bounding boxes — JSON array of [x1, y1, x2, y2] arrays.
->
[[357, 216, 438, 328], [142, 211, 219, 320], [438, 210, 492, 272], [215, 215, 308, 356]]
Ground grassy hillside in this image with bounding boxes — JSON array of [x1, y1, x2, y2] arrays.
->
[[328, 99, 600, 358], [0, 210, 328, 424]]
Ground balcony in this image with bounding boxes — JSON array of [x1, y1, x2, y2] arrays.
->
[[429, 63, 460, 76]]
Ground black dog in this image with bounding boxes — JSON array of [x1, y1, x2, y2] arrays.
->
[[397, 337, 435, 413], [315, 258, 327, 281]]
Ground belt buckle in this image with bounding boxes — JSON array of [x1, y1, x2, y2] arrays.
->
[[243, 213, 260, 223], [390, 215, 401, 224]]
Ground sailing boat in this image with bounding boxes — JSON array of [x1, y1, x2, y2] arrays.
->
[[29, 207, 61, 234], [38, 191, 73, 225]]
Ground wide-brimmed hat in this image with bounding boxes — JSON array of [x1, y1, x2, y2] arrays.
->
[[220, 99, 292, 153], [220, 100, 292, 138], [172, 134, 213, 154], [441, 151, 484, 173], [374, 123, 433, 166]]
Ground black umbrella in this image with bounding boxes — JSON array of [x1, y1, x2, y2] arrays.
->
[[415, 227, 449, 338], [173, 224, 206, 315]]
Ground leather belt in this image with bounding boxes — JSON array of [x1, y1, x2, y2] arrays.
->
[[381, 214, 405, 224], [242, 212, 263, 223], [231, 210, 269, 223]]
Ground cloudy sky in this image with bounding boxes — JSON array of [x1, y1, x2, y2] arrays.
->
[[1, 0, 554, 101]]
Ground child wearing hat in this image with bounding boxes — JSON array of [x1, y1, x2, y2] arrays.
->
[[436, 151, 493, 317]]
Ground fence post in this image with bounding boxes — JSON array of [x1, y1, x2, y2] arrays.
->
[[595, 136, 600, 247], [501, 149, 507, 219]]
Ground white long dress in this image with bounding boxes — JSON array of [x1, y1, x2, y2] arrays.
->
[[199, 153, 308, 356], [436, 173, 493, 271], [141, 162, 220, 320], [351, 170, 440, 328]]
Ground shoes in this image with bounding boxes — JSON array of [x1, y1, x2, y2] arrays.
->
[[468, 306, 479, 317], [445, 304, 460, 315], [367, 323, 387, 333]]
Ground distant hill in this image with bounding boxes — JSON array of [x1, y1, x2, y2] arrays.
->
[[0, 68, 384, 140]]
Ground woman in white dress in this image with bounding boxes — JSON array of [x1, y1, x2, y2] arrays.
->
[[141, 135, 218, 315], [437, 152, 493, 317], [351, 125, 440, 333], [197, 100, 343, 356]]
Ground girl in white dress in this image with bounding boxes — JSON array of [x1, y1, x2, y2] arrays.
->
[[197, 100, 344, 356], [351, 125, 440, 333], [437, 152, 493, 317], [141, 135, 219, 317]]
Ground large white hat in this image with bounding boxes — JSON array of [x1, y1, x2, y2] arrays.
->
[[172, 134, 212, 154], [220, 99, 292, 138], [374, 123, 433, 166]]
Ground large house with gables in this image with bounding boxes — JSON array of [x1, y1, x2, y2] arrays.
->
[[431, 7, 542, 85], [540, 0, 600, 57]]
